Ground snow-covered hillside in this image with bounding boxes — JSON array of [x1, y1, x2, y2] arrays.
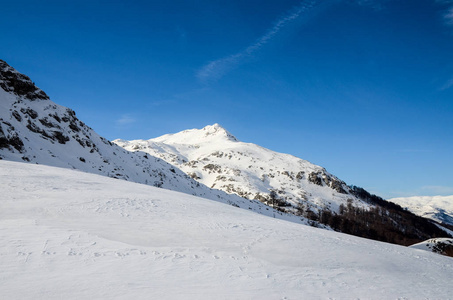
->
[[0, 60, 194, 193], [1, 160, 452, 299], [388, 195, 453, 226], [0, 60, 310, 223], [410, 238, 453, 257], [114, 123, 368, 215]]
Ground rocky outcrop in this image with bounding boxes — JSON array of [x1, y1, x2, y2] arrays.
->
[[0, 60, 49, 100]]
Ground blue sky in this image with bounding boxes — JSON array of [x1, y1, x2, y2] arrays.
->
[[2, 0, 453, 198]]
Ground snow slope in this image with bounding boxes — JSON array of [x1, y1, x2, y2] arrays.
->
[[114, 123, 368, 215], [1, 160, 452, 299], [388, 195, 453, 226], [0, 60, 310, 223]]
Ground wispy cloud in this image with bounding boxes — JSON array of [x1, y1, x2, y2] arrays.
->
[[444, 6, 453, 25], [197, 0, 319, 84], [436, 0, 453, 25], [440, 77, 453, 90], [116, 114, 136, 126], [197, 0, 453, 84], [434, 2, 453, 90]]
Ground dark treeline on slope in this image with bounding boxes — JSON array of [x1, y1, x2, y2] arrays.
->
[[317, 201, 448, 246], [430, 240, 453, 258], [294, 186, 451, 246]]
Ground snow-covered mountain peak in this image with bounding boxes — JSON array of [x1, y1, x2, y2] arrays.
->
[[152, 123, 238, 145], [0, 60, 49, 101], [116, 124, 366, 215]]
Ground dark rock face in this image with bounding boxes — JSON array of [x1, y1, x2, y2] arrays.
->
[[308, 171, 323, 186], [308, 171, 348, 194], [0, 121, 24, 152], [203, 163, 222, 173], [0, 60, 49, 100]]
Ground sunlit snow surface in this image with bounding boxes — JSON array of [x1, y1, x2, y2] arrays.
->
[[1, 160, 452, 299]]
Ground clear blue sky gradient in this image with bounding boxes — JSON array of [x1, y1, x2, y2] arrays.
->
[[2, 0, 452, 198]]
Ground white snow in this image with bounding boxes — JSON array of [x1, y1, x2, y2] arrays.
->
[[388, 195, 453, 226], [1, 160, 452, 299]]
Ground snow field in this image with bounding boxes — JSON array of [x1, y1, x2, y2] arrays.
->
[[1, 160, 453, 299]]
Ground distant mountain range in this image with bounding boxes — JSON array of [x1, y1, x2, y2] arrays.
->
[[388, 195, 453, 228], [0, 59, 450, 246]]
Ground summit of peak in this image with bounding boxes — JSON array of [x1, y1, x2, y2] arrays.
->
[[201, 123, 238, 142], [208, 123, 222, 129], [202, 123, 226, 133], [150, 124, 239, 144]]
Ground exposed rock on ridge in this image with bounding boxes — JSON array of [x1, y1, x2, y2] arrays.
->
[[0, 60, 49, 100]]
